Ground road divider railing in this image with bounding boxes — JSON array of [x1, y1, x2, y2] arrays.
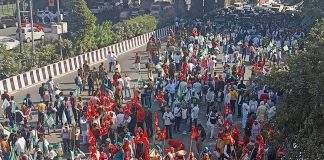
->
[[0, 26, 174, 94]]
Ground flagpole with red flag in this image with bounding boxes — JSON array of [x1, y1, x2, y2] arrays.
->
[[190, 126, 199, 155], [160, 127, 167, 153]]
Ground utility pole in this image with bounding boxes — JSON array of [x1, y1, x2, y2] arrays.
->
[[29, 0, 35, 56], [203, 0, 205, 15], [57, 0, 63, 60], [16, 0, 23, 54]]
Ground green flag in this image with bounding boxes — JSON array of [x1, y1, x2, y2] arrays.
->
[[9, 146, 18, 160], [45, 114, 55, 127]]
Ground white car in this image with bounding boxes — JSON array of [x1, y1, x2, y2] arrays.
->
[[0, 36, 20, 50], [15, 27, 45, 42]]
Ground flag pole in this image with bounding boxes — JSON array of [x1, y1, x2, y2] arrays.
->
[[162, 138, 166, 154]]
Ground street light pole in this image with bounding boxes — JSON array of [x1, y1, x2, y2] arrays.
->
[[29, 0, 35, 56], [57, 0, 63, 60], [16, 0, 23, 54], [203, 0, 205, 15]]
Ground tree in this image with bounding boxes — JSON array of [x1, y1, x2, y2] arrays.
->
[[94, 20, 118, 48], [283, 0, 324, 28], [35, 44, 60, 67], [263, 20, 324, 159], [0, 45, 20, 77], [65, 0, 97, 54]]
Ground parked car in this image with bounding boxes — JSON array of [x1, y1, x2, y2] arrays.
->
[[15, 27, 45, 42], [0, 36, 20, 50], [21, 22, 45, 31], [0, 16, 17, 29]]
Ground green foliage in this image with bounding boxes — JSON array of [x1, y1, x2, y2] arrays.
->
[[65, 0, 97, 54], [112, 15, 158, 41], [0, 45, 20, 77], [263, 20, 324, 159], [94, 21, 118, 48], [59, 39, 74, 58], [283, 0, 324, 28], [35, 44, 60, 67]]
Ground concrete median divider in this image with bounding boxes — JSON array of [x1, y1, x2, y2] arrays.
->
[[0, 25, 174, 94]]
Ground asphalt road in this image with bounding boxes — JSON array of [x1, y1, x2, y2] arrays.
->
[[0, 40, 253, 157]]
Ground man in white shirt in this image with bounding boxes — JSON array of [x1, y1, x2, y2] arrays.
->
[[174, 53, 181, 72], [173, 105, 182, 132], [116, 111, 131, 133], [166, 80, 176, 104], [15, 136, 26, 156], [163, 108, 174, 139], [249, 98, 258, 114], [123, 74, 132, 99], [190, 104, 199, 130], [47, 76, 54, 101], [107, 51, 117, 73]]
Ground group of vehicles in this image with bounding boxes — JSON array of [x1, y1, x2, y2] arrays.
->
[[0, 17, 46, 50]]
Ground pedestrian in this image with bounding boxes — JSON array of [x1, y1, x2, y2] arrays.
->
[[37, 100, 46, 125], [47, 76, 55, 101], [75, 74, 83, 94], [207, 109, 217, 139], [146, 58, 154, 80], [123, 74, 132, 99], [206, 88, 215, 116], [87, 74, 95, 96], [61, 123, 71, 153], [190, 103, 199, 129], [71, 123, 80, 150], [107, 51, 117, 73], [38, 83, 46, 100], [134, 52, 141, 73], [163, 108, 174, 139], [173, 104, 182, 133], [80, 113, 89, 145], [251, 120, 261, 141], [229, 87, 238, 114], [1, 134, 10, 160], [196, 124, 206, 154]]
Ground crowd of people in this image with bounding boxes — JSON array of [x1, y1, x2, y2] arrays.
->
[[0, 11, 305, 160]]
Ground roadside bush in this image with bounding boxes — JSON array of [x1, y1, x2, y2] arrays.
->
[[94, 21, 118, 48], [0, 45, 20, 77], [113, 15, 158, 41], [35, 44, 61, 67]]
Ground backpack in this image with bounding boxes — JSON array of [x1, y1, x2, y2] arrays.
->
[[209, 112, 217, 124]]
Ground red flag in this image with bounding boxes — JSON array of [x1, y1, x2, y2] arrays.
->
[[99, 128, 109, 136], [125, 102, 132, 115], [256, 135, 265, 145], [141, 130, 150, 147], [233, 124, 240, 135], [223, 120, 231, 131], [89, 145, 97, 159], [225, 105, 231, 115], [256, 145, 265, 159], [100, 89, 105, 102], [154, 112, 159, 130], [161, 127, 167, 140], [191, 126, 199, 140], [224, 133, 235, 144], [88, 129, 96, 145]]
